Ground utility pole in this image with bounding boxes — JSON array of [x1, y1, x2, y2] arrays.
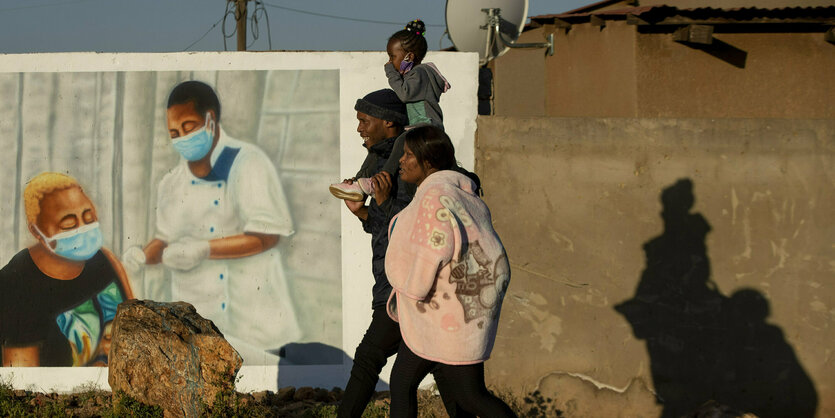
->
[[235, 0, 248, 51]]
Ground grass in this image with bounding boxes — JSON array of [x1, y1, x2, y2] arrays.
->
[[0, 377, 163, 418], [110, 391, 163, 418], [1, 376, 67, 418], [0, 377, 557, 417]]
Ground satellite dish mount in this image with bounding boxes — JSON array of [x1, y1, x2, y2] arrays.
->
[[481, 8, 554, 58]]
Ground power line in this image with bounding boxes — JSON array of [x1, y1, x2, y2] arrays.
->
[[222, 1, 238, 51], [262, 2, 444, 27], [187, 1, 443, 52], [183, 15, 225, 51], [221, 0, 272, 51], [249, 0, 273, 50], [0, 0, 97, 12]]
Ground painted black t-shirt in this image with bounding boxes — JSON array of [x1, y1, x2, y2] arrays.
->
[[0, 249, 126, 367]]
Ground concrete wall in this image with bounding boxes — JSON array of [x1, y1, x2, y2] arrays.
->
[[636, 30, 835, 118], [545, 23, 639, 117], [476, 116, 834, 417], [492, 22, 835, 118], [494, 24, 638, 117], [490, 28, 547, 117]]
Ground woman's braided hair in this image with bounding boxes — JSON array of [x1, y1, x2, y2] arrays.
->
[[389, 19, 428, 63]]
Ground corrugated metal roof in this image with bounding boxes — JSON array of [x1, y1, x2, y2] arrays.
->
[[560, 0, 630, 15], [532, 6, 653, 20], [531, 5, 835, 26]]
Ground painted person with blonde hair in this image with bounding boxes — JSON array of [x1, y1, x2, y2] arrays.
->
[[0, 172, 133, 367]]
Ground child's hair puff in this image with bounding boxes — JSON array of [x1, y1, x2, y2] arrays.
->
[[389, 19, 428, 63]]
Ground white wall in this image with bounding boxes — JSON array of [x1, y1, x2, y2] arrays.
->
[[0, 51, 479, 392]]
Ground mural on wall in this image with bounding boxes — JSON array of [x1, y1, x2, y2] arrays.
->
[[0, 172, 134, 367], [0, 70, 342, 366]]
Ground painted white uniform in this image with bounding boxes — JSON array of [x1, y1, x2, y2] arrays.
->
[[155, 129, 300, 364]]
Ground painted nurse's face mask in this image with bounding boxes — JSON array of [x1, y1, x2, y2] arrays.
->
[[172, 112, 215, 161]]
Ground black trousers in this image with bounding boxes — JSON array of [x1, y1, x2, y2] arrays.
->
[[338, 308, 474, 418], [390, 342, 517, 418], [338, 307, 402, 417]]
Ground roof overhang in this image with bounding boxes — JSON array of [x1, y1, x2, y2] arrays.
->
[[526, 6, 835, 30]]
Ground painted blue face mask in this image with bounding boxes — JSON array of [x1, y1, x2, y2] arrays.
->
[[34, 222, 103, 261], [172, 112, 215, 161]]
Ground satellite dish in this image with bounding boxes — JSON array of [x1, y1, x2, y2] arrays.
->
[[446, 0, 553, 65]]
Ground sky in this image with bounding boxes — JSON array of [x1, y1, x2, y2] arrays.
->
[[0, 0, 590, 53]]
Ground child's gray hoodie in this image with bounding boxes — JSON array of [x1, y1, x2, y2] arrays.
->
[[384, 62, 451, 129]]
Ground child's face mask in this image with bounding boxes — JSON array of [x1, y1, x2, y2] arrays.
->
[[399, 59, 414, 74]]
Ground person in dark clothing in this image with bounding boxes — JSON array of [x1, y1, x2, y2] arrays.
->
[[349, 90, 415, 310], [338, 90, 469, 418], [337, 89, 411, 417]]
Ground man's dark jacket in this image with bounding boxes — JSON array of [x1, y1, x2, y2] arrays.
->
[[358, 136, 414, 309]]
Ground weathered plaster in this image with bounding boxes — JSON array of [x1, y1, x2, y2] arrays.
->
[[479, 116, 834, 417]]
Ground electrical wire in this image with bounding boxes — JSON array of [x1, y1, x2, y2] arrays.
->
[[221, 0, 238, 51], [248, 0, 273, 50], [221, 0, 273, 51], [262, 2, 444, 27], [213, 0, 445, 52], [183, 15, 225, 51]]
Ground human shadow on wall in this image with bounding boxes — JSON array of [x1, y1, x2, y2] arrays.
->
[[614, 179, 817, 418], [276, 342, 349, 365], [274, 342, 356, 389]]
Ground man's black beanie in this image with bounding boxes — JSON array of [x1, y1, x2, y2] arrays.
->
[[355, 89, 408, 126]]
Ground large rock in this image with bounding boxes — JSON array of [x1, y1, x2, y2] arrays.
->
[[108, 300, 242, 417]]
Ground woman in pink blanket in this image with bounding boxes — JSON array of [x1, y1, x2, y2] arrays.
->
[[385, 126, 515, 417]]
